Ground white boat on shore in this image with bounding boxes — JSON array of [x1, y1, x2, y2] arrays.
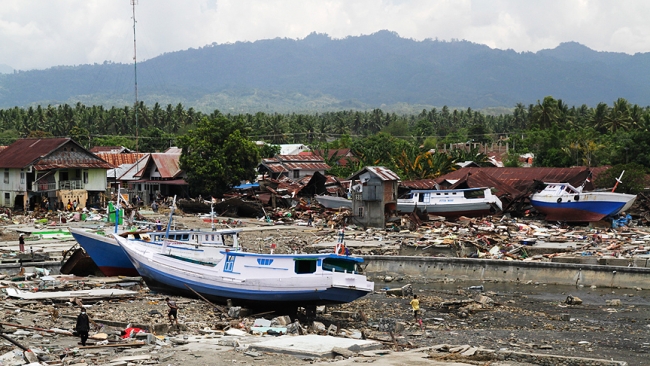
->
[[314, 194, 352, 209], [70, 227, 241, 276], [397, 187, 502, 217], [114, 233, 374, 307], [530, 182, 636, 222]]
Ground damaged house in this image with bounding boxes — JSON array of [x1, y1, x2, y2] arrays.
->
[[0, 138, 113, 211], [348, 166, 400, 228]]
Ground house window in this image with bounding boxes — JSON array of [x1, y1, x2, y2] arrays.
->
[[293, 170, 300, 179], [4, 193, 9, 206], [357, 207, 364, 217], [20, 172, 25, 184], [3, 169, 8, 184], [83, 171, 89, 184]]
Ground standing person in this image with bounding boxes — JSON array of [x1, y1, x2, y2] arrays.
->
[[75, 308, 90, 346], [338, 227, 345, 243], [410, 294, 420, 322], [156, 219, 162, 231], [166, 297, 179, 326], [18, 234, 25, 253], [307, 213, 313, 227], [73, 199, 78, 211], [67, 199, 72, 211]]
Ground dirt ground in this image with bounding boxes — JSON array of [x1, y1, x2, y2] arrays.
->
[[1, 214, 648, 365]]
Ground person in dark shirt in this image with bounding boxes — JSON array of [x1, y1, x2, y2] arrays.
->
[[75, 308, 90, 346], [166, 297, 179, 325]]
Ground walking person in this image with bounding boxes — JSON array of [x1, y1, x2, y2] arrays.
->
[[410, 294, 424, 330], [410, 294, 420, 321], [75, 308, 90, 346], [18, 234, 25, 253], [166, 297, 179, 326]]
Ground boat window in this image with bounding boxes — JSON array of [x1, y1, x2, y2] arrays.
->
[[223, 254, 236, 272], [211, 235, 215, 241], [295, 259, 317, 274], [322, 258, 356, 273], [418, 193, 425, 202], [464, 189, 486, 199], [257, 258, 274, 266]]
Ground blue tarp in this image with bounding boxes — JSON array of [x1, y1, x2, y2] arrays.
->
[[232, 183, 260, 190]]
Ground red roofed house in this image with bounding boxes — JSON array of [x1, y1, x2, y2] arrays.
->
[[258, 155, 330, 181], [0, 138, 114, 211], [116, 147, 188, 203]]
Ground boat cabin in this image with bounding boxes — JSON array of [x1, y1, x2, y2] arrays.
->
[[400, 188, 491, 203], [217, 252, 364, 275]]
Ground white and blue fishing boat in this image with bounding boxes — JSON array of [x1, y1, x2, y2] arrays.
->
[[70, 227, 241, 276], [114, 233, 374, 306], [530, 182, 636, 222]]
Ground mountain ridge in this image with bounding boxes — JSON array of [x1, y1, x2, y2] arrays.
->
[[1, 31, 648, 112]]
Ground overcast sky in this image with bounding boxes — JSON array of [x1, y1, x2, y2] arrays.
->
[[2, 0, 650, 71]]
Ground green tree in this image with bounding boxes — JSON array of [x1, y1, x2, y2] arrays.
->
[[594, 163, 646, 194], [531, 96, 559, 129], [178, 116, 260, 197]]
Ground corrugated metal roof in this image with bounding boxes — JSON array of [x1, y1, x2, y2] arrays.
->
[[0, 138, 72, 168], [0, 138, 114, 170], [150, 153, 182, 178], [437, 167, 611, 193], [96, 153, 146, 167], [348, 166, 400, 181], [282, 162, 331, 170], [400, 179, 439, 190], [117, 155, 150, 180], [89, 146, 130, 153], [260, 162, 288, 173], [447, 170, 521, 198], [276, 155, 327, 162]]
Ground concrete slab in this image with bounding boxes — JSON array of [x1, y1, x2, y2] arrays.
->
[[312, 348, 477, 366], [251, 334, 382, 358]]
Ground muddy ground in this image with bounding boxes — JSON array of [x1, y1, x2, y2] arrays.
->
[[1, 214, 649, 365]]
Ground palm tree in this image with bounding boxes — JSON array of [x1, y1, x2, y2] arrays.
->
[[603, 98, 633, 133], [531, 96, 560, 129], [265, 114, 288, 144]]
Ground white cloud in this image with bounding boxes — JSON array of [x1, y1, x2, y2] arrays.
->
[[1, 0, 649, 70]]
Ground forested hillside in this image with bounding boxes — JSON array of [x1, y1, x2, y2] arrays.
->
[[1, 31, 649, 112]]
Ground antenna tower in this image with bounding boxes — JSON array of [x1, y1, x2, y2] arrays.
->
[[131, 0, 139, 172]]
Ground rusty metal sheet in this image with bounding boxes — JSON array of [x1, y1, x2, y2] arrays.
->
[[437, 167, 612, 193], [150, 153, 182, 178], [95, 153, 146, 167]]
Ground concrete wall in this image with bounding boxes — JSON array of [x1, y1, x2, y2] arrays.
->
[[363, 255, 650, 290]]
